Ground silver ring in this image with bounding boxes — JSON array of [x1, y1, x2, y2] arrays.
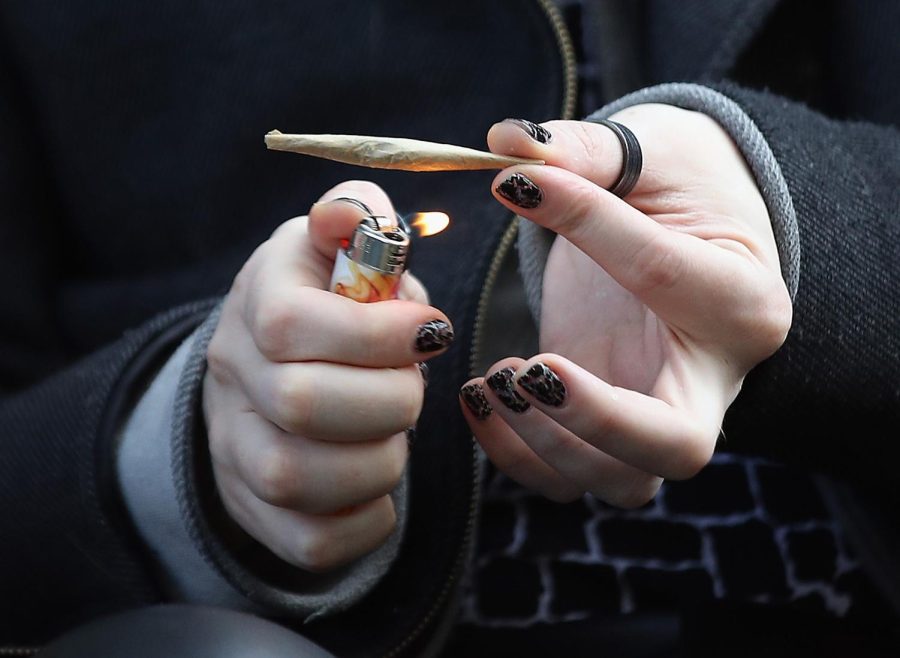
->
[[595, 119, 642, 198]]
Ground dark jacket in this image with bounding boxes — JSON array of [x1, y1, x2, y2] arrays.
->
[[0, 0, 897, 655]]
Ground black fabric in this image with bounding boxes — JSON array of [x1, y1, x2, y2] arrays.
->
[[716, 82, 900, 508], [0, 300, 213, 642], [37, 604, 335, 658], [1, 0, 899, 655], [643, 0, 781, 85], [0, 0, 567, 653]]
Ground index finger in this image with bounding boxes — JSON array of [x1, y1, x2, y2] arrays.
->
[[510, 354, 720, 481]]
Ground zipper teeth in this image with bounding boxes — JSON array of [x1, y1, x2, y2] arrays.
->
[[382, 3, 578, 656], [468, 0, 578, 376], [535, 0, 579, 121], [381, 458, 480, 658], [2, 9, 577, 658], [468, 219, 520, 376]]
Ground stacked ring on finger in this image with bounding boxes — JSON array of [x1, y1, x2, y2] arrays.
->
[[594, 119, 642, 198]]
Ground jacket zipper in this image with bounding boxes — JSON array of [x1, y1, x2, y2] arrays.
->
[[381, 1, 578, 656], [469, 0, 578, 377], [1, 4, 576, 658], [470, 0, 578, 375]]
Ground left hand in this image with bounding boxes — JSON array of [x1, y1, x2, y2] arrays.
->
[[459, 106, 792, 507]]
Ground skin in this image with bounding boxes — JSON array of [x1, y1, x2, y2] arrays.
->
[[203, 181, 448, 572], [461, 104, 792, 508], [203, 103, 792, 573]]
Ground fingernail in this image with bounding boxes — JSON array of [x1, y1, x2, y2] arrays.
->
[[486, 367, 531, 413], [415, 320, 454, 352], [460, 383, 492, 420], [496, 172, 543, 209], [516, 363, 567, 406], [405, 426, 416, 451], [417, 362, 430, 387], [505, 118, 552, 144]]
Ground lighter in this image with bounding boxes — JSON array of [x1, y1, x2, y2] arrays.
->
[[330, 211, 448, 302], [330, 216, 410, 302]]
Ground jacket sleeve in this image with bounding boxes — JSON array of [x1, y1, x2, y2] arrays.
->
[[0, 298, 215, 644], [116, 305, 409, 622], [0, 37, 206, 644], [0, 38, 407, 649], [711, 82, 900, 505], [518, 82, 900, 506]]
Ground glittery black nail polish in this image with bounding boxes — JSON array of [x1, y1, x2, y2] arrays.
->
[[505, 118, 552, 144], [415, 320, 454, 352], [486, 367, 531, 413], [496, 172, 543, 209], [517, 363, 567, 406], [417, 362, 430, 387], [460, 383, 492, 420]]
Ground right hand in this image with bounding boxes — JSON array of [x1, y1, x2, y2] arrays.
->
[[203, 181, 453, 572]]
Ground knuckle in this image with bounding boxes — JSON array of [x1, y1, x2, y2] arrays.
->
[[585, 400, 619, 446], [390, 374, 424, 432], [573, 121, 608, 163], [667, 431, 715, 480], [252, 295, 301, 360], [536, 433, 572, 466], [205, 333, 233, 384], [255, 444, 303, 506], [727, 279, 793, 361], [385, 434, 410, 487], [400, 387, 424, 430], [294, 530, 340, 573], [492, 449, 534, 479], [271, 371, 315, 433], [368, 497, 398, 543], [555, 184, 601, 238], [205, 414, 231, 465], [629, 234, 685, 295], [753, 284, 793, 352], [380, 499, 398, 536]]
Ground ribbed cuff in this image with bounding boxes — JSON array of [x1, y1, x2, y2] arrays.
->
[[518, 82, 800, 324]]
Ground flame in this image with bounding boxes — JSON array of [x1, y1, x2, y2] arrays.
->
[[410, 212, 450, 237]]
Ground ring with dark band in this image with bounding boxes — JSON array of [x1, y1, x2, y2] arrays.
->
[[333, 196, 375, 216], [595, 119, 642, 198]]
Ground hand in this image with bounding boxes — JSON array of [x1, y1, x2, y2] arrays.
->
[[460, 106, 792, 507], [203, 181, 453, 571]]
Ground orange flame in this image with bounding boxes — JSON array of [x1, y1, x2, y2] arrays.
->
[[410, 212, 450, 237]]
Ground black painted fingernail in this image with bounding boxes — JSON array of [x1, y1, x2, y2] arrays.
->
[[517, 363, 567, 406], [486, 367, 531, 413], [417, 362, 430, 387], [460, 383, 492, 420], [496, 173, 543, 209], [415, 320, 454, 352], [505, 118, 552, 144], [405, 426, 416, 451]]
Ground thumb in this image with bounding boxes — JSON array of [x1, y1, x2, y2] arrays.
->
[[308, 180, 398, 260]]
